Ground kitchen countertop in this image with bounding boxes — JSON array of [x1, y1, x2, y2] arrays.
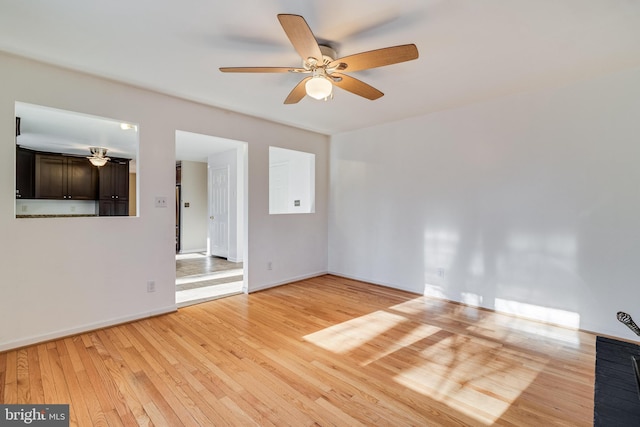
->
[[16, 214, 98, 218]]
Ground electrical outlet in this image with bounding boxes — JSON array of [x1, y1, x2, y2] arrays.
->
[[21, 205, 27, 212], [267, 261, 273, 271], [154, 197, 168, 208], [147, 280, 156, 293]]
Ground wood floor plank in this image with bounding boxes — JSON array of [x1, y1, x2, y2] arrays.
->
[[0, 352, 6, 403], [0, 275, 597, 425], [16, 349, 30, 404], [35, 344, 56, 404], [128, 322, 238, 426], [56, 341, 94, 426], [103, 409, 125, 427], [120, 321, 196, 425], [71, 336, 117, 416], [46, 345, 74, 415], [136, 324, 242, 425], [83, 340, 147, 425], [2, 351, 17, 404], [63, 338, 112, 425]]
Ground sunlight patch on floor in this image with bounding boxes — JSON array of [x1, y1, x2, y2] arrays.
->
[[359, 323, 442, 366], [388, 299, 427, 315], [393, 333, 544, 425], [303, 296, 558, 425], [304, 310, 410, 354]]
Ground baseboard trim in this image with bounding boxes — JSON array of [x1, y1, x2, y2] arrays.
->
[[178, 249, 208, 255], [0, 305, 177, 352], [326, 271, 421, 295], [248, 271, 328, 293]]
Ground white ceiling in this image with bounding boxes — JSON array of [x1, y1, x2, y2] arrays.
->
[[2, 1, 640, 136], [15, 102, 139, 158], [15, 102, 243, 163]]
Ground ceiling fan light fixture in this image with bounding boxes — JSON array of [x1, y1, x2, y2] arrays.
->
[[87, 146, 110, 167], [89, 157, 108, 167], [305, 75, 333, 100]]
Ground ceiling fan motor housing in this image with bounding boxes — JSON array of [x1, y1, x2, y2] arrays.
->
[[319, 45, 337, 64], [304, 45, 337, 69]]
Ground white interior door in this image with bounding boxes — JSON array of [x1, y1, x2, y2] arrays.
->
[[209, 166, 229, 258]]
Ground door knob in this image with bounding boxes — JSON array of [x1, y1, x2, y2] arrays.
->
[[210, 216, 214, 220]]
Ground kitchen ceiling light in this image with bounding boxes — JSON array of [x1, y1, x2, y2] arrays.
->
[[87, 147, 110, 167], [89, 157, 108, 167]]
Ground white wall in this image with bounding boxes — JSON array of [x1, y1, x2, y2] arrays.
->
[[0, 51, 329, 351], [329, 67, 640, 339], [179, 160, 208, 253]]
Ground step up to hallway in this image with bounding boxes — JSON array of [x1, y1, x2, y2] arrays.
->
[[176, 269, 243, 291], [176, 280, 243, 307]]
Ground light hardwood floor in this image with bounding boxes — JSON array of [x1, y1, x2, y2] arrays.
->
[[176, 254, 242, 280], [1, 275, 595, 426]]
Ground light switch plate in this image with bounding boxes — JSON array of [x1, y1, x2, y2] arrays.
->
[[155, 196, 167, 208]]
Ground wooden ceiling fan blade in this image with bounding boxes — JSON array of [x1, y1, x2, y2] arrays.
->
[[284, 77, 312, 104], [219, 67, 306, 73], [329, 44, 418, 72], [277, 14, 323, 63], [331, 73, 383, 100]]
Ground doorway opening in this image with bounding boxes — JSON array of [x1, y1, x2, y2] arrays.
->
[[175, 131, 247, 307]]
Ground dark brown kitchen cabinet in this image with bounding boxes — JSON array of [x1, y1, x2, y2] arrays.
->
[[35, 154, 98, 200], [16, 147, 35, 199], [99, 159, 130, 216], [98, 199, 129, 216]]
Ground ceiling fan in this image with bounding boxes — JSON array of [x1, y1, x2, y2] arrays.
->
[[219, 14, 419, 104]]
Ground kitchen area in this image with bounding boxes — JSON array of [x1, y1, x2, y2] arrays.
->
[[14, 102, 138, 218]]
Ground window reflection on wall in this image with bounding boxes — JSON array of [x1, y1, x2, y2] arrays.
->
[[14, 102, 139, 218]]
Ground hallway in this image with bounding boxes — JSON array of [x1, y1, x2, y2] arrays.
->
[[176, 253, 243, 307]]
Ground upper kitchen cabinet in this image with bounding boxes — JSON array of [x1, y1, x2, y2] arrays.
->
[[16, 146, 35, 199], [35, 153, 98, 200]]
